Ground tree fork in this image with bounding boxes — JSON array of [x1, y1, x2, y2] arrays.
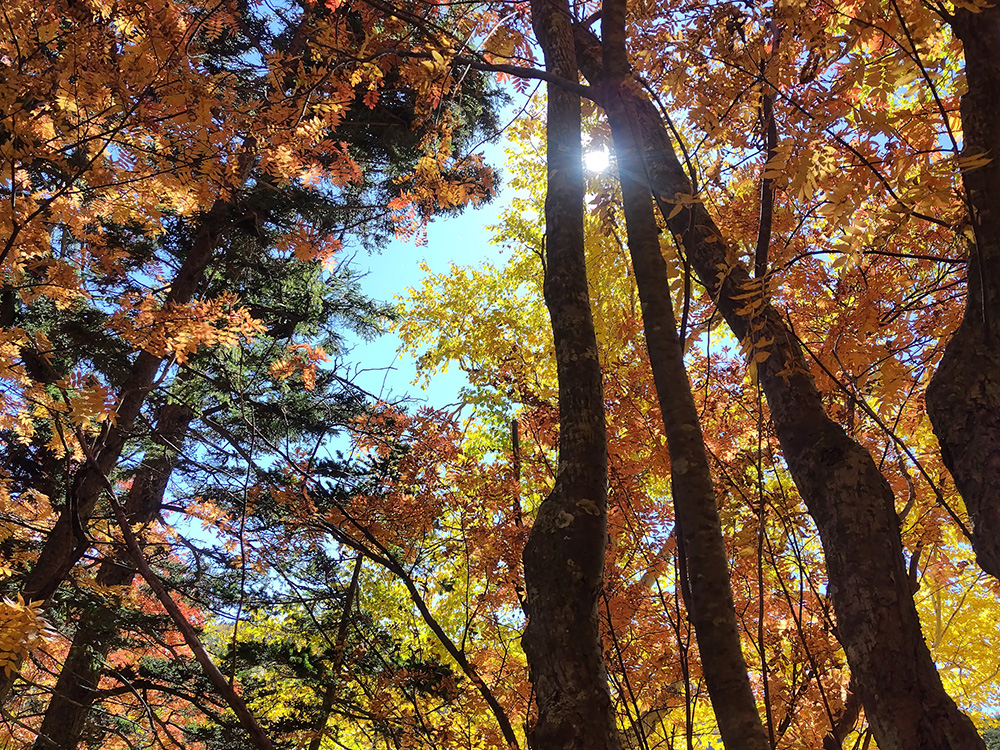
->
[[521, 2, 620, 750], [573, 21, 984, 750], [601, 2, 771, 749]]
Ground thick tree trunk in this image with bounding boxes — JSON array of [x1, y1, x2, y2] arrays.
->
[[32, 402, 194, 750], [573, 23, 984, 750], [520, 3, 620, 750], [926, 7, 1000, 581], [600, 5, 770, 750]]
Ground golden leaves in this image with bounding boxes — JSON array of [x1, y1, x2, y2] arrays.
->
[[663, 192, 705, 220], [390, 149, 497, 240], [63, 373, 116, 428], [109, 293, 267, 363], [760, 142, 795, 182], [0, 596, 56, 677], [483, 27, 524, 61]]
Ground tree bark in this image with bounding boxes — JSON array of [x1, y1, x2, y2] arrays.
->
[[926, 7, 1000, 581], [600, 4, 770, 750], [32, 402, 194, 750], [573, 22, 984, 750], [521, 3, 620, 750]]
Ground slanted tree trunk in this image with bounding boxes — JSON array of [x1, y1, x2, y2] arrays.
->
[[32, 402, 194, 750], [600, 4, 770, 750], [573, 22, 984, 750], [0, 197, 247, 706], [20, 202, 232, 611], [0, 215, 225, 715], [926, 7, 1000, 581], [520, 3, 620, 750]]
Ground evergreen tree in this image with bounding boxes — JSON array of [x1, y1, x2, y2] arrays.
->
[[0, 1, 504, 745]]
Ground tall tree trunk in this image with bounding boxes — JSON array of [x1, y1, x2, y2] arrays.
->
[[926, 7, 1000, 581], [572, 23, 985, 750], [520, 3, 620, 750], [32, 402, 194, 750], [600, 4, 770, 750]]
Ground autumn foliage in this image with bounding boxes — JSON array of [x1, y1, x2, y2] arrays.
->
[[2, 0, 1000, 749]]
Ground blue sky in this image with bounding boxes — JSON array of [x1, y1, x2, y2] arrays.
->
[[343, 141, 511, 409]]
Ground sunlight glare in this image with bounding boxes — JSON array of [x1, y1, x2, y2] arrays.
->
[[584, 148, 610, 173]]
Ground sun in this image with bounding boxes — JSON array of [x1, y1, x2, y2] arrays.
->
[[583, 147, 610, 173]]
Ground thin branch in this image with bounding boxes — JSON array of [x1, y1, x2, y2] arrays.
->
[[75, 427, 276, 750]]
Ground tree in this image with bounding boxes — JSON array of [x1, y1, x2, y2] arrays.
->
[[601, 2, 770, 748], [6, 0, 1000, 749], [566, 15, 983, 749], [0, 0, 502, 746], [926, 3, 1000, 581], [518, 3, 621, 750]]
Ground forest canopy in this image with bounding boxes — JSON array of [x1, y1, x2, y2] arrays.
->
[[1, 1, 999, 750]]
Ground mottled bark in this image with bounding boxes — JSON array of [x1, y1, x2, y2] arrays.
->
[[600, 4, 769, 750], [33, 402, 194, 750], [521, 3, 620, 750], [926, 7, 1000, 581], [573, 23, 984, 750]]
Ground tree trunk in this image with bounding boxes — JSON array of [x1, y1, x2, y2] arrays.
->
[[20, 203, 230, 610], [520, 3, 620, 750], [0, 205, 232, 707], [32, 402, 194, 750], [600, 4, 770, 749], [926, 7, 1000, 581], [573, 22, 984, 750]]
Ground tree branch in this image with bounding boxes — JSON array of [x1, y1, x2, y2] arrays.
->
[[75, 427, 276, 750]]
